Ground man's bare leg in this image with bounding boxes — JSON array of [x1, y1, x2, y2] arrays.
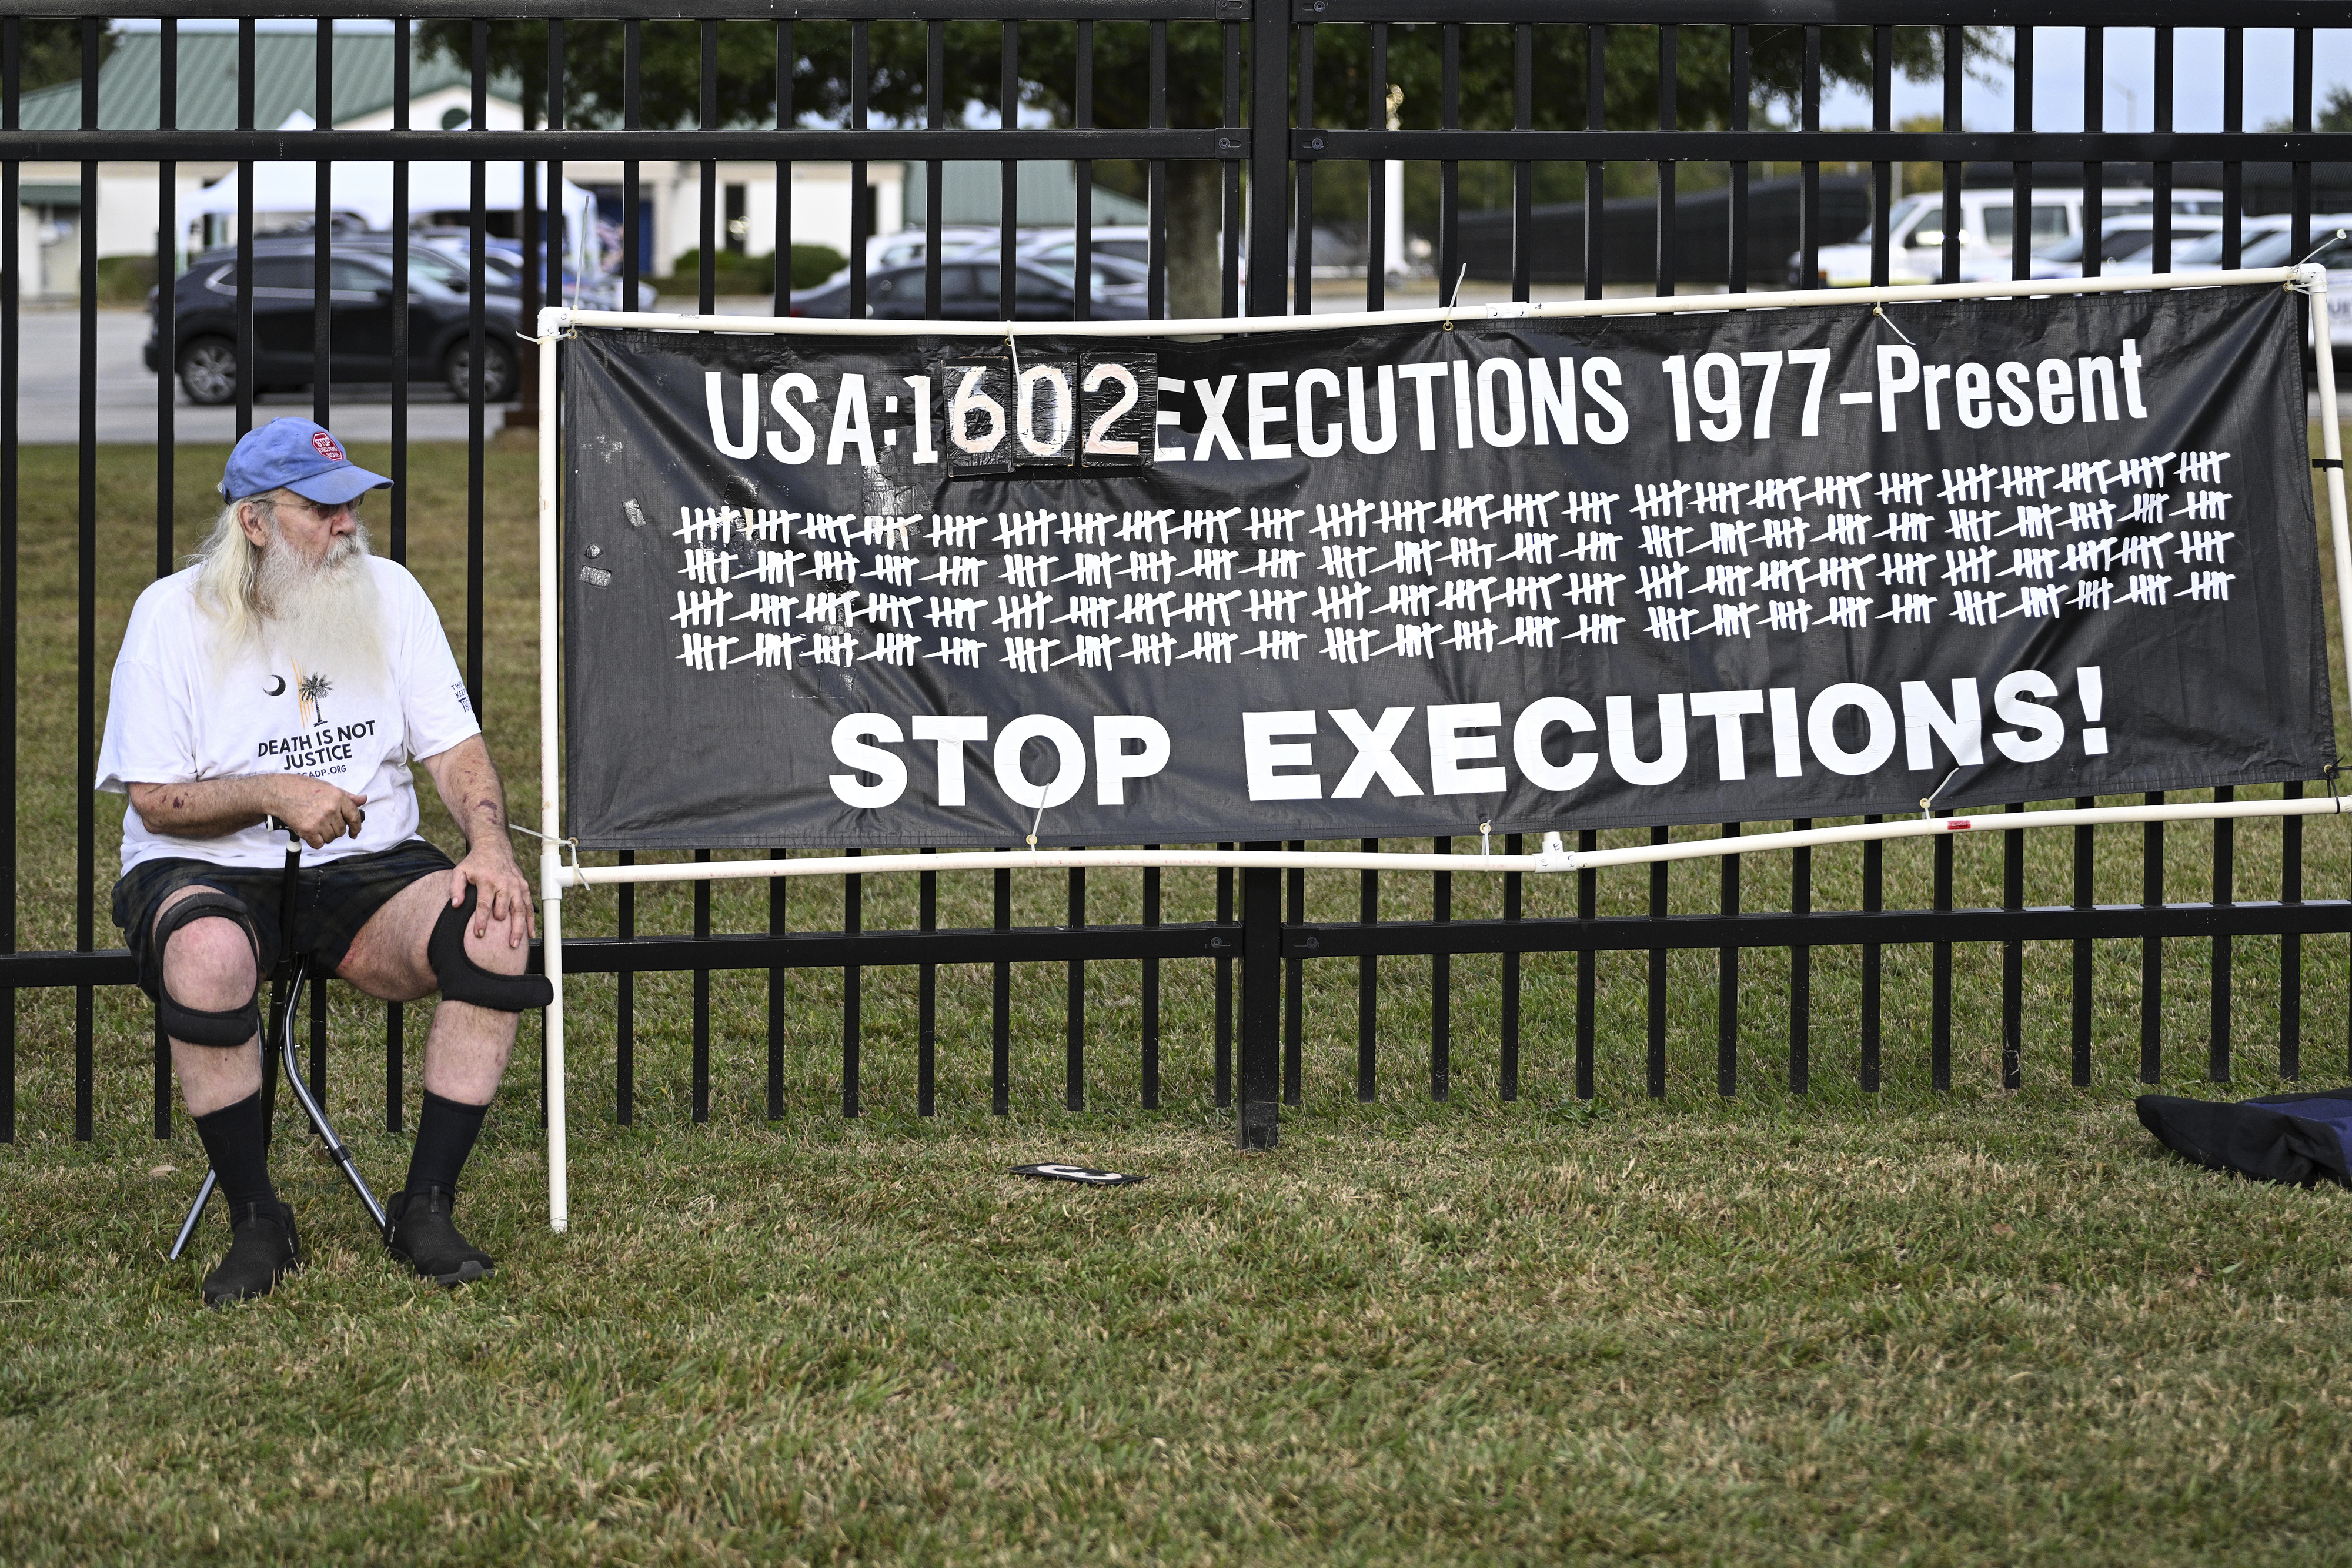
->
[[151, 885, 299, 1305], [337, 871, 529, 1283]]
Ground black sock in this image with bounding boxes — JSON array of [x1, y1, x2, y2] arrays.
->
[[192, 1091, 277, 1213], [406, 1090, 490, 1197]]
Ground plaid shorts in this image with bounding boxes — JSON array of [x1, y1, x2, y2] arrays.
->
[[112, 837, 457, 1001]]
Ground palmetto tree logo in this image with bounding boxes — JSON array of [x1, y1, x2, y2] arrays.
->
[[298, 671, 333, 726]]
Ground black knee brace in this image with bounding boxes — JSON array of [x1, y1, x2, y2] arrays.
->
[[429, 885, 554, 1012], [152, 892, 263, 1048]]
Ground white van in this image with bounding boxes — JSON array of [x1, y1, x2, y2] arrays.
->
[[1795, 187, 2224, 287]]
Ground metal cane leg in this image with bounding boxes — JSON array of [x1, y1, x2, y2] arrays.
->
[[279, 965, 389, 1234], [168, 1169, 218, 1262]]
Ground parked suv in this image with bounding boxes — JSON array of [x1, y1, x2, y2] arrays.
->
[[145, 237, 523, 405]]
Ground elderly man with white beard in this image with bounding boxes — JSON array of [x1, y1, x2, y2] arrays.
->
[[97, 418, 546, 1306]]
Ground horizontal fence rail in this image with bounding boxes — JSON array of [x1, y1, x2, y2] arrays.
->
[[1, 4, 2349, 1165]]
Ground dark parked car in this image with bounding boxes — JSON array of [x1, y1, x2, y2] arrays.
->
[[145, 238, 523, 405], [789, 259, 1149, 321]]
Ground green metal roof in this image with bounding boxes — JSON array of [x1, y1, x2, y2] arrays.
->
[[15, 31, 514, 132]]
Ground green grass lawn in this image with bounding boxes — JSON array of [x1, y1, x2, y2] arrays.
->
[[5, 439, 2352, 1562]]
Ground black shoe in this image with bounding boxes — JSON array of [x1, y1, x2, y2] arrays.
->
[[383, 1185, 495, 1286], [201, 1200, 300, 1308]]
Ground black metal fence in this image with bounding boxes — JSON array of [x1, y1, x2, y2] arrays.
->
[[1, 3, 2348, 1150]]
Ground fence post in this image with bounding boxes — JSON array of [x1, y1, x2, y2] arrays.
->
[[1239, 848, 1282, 1148], [1246, 0, 1289, 317]]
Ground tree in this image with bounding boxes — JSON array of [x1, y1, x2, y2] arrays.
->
[[12, 19, 113, 97], [425, 21, 1993, 315]]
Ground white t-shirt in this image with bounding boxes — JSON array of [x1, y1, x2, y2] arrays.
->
[[97, 558, 482, 874]]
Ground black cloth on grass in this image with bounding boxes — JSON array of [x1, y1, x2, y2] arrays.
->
[[2135, 1087, 2352, 1187]]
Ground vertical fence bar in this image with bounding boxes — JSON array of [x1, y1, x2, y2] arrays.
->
[[849, 20, 870, 320], [467, 22, 487, 716], [2211, 785, 2234, 1082], [2073, 798, 2094, 1086], [1431, 837, 1452, 1101], [2143, 792, 2166, 1082], [616, 851, 634, 1122], [1141, 850, 1161, 1108], [1000, 21, 1018, 319], [1284, 843, 1304, 1104], [1862, 817, 1883, 1091], [1501, 833, 1523, 1102], [1357, 839, 1378, 1099], [1728, 26, 1748, 292], [1295, 21, 1315, 316], [1940, 26, 1961, 285], [918, 850, 937, 1115], [2283, 781, 2304, 1079], [693, 848, 711, 1121], [1067, 860, 1086, 1111], [1585, 25, 1604, 302], [1931, 827, 1953, 1092], [1789, 820, 1810, 1093], [1717, 821, 1738, 1096], [236, 19, 253, 439], [2002, 803, 2024, 1090], [2221, 29, 2242, 268], [994, 852, 1011, 1115], [924, 21, 941, 315], [385, 25, 407, 1137], [2010, 25, 2033, 283], [1438, 25, 1459, 305], [1798, 27, 1819, 287], [2153, 29, 2173, 273], [701, 21, 720, 316], [313, 16, 333, 429], [770, 852, 789, 1119], [74, 16, 98, 1141], [1239, 849, 1281, 1148], [843, 848, 861, 1117], [1575, 828, 1596, 1099], [1647, 825, 1668, 1098], [1222, 15, 1243, 319], [154, 16, 178, 1140], [1869, 26, 1890, 289], [1, 16, 18, 1143], [2291, 29, 2312, 264], [2082, 27, 2103, 281], [623, 19, 641, 342], [1365, 24, 1387, 312], [1655, 25, 1675, 296], [1509, 24, 1532, 304], [1147, 21, 1167, 320], [1215, 852, 1233, 1105], [1075, 21, 1094, 322]]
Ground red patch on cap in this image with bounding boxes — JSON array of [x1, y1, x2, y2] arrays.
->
[[311, 430, 346, 462]]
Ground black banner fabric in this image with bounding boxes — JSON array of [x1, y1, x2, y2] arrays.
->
[[562, 285, 2333, 850]]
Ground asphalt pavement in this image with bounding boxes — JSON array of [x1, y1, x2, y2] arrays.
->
[[9, 305, 494, 444]]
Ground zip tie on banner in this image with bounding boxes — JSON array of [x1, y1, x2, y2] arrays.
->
[[510, 823, 584, 884], [1479, 820, 1492, 857], [2296, 233, 2348, 276], [1006, 329, 1022, 382], [1872, 302, 1915, 346]]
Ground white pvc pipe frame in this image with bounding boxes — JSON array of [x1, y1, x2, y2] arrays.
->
[[533, 264, 2352, 1232]]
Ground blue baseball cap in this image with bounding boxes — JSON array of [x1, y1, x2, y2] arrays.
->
[[218, 417, 393, 506]]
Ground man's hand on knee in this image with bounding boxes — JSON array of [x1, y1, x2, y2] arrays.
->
[[449, 851, 534, 946]]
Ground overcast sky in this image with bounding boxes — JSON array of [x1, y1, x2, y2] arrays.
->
[[1820, 28, 2352, 132]]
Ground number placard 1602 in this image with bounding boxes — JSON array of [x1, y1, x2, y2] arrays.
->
[[943, 352, 1158, 474]]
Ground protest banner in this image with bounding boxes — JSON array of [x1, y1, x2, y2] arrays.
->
[[560, 283, 2331, 850]]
